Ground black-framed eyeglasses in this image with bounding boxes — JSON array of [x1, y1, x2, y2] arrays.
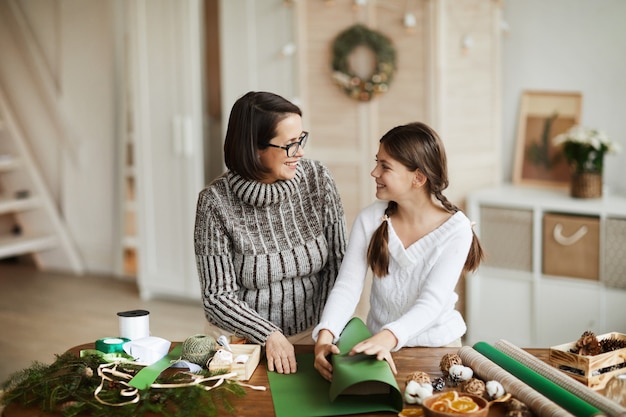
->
[[266, 131, 309, 157]]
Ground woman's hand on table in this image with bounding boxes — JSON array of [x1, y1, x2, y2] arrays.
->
[[314, 329, 340, 381], [266, 331, 297, 374], [349, 329, 398, 375]]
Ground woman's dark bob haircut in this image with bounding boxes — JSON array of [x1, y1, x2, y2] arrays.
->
[[224, 91, 302, 181]]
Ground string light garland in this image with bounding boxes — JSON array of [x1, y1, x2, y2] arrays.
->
[[331, 24, 396, 102]]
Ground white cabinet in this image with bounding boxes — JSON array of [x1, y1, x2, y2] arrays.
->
[[466, 184, 626, 347], [127, 0, 204, 300], [466, 271, 533, 347], [535, 279, 601, 344]]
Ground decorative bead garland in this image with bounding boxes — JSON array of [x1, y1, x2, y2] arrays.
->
[[331, 24, 397, 102]]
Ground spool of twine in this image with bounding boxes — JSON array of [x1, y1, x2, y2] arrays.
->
[[181, 334, 217, 366]]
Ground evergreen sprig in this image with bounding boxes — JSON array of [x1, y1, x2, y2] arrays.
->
[[1, 352, 245, 417]]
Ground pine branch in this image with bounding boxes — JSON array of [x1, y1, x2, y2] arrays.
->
[[1, 352, 246, 417]]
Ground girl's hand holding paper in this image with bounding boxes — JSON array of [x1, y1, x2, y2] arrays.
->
[[314, 329, 341, 381], [349, 329, 398, 375]]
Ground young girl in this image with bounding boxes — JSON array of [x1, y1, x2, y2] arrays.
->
[[313, 122, 483, 381]]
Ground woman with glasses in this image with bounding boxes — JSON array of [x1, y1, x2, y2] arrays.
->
[[312, 122, 484, 381], [194, 91, 347, 374]]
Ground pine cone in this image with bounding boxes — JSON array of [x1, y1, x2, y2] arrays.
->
[[506, 411, 533, 417], [600, 336, 626, 353], [431, 376, 446, 391], [574, 331, 601, 356], [507, 397, 529, 412]]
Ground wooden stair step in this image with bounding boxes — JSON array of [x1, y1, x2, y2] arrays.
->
[[0, 233, 59, 258], [0, 195, 42, 215], [0, 155, 20, 171]]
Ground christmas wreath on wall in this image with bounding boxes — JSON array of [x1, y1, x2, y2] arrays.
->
[[331, 24, 396, 102]]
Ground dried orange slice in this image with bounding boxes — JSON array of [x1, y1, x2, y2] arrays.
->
[[430, 398, 452, 412], [457, 395, 474, 402], [398, 408, 425, 417], [449, 398, 480, 413], [437, 391, 458, 402]]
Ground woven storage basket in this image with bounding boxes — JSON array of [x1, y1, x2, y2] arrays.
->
[[570, 172, 602, 198], [480, 206, 532, 271], [542, 213, 599, 280], [603, 217, 626, 289]]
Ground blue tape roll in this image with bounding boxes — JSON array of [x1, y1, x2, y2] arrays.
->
[[95, 337, 130, 353]]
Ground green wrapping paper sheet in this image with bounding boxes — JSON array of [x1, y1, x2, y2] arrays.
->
[[268, 318, 402, 417], [473, 342, 605, 417]]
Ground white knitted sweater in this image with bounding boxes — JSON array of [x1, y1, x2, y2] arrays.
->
[[194, 159, 347, 344], [313, 200, 471, 348]]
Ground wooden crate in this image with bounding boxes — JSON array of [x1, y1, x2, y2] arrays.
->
[[549, 332, 626, 390], [208, 344, 261, 381]]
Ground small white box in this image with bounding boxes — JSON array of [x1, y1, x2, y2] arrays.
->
[[208, 344, 261, 381]]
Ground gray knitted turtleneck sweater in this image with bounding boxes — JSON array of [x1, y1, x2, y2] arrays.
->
[[194, 159, 347, 345]]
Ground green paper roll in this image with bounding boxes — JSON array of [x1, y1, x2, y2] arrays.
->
[[473, 341, 605, 417], [95, 337, 130, 353]]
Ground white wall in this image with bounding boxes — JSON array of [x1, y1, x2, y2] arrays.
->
[[219, 0, 298, 129], [502, 0, 626, 194], [3, 0, 625, 275]]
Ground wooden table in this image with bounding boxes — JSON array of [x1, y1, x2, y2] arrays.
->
[[1, 344, 550, 417]]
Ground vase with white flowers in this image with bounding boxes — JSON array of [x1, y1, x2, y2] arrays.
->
[[553, 125, 620, 198]]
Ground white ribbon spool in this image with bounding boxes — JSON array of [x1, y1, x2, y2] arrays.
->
[[117, 309, 150, 340]]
